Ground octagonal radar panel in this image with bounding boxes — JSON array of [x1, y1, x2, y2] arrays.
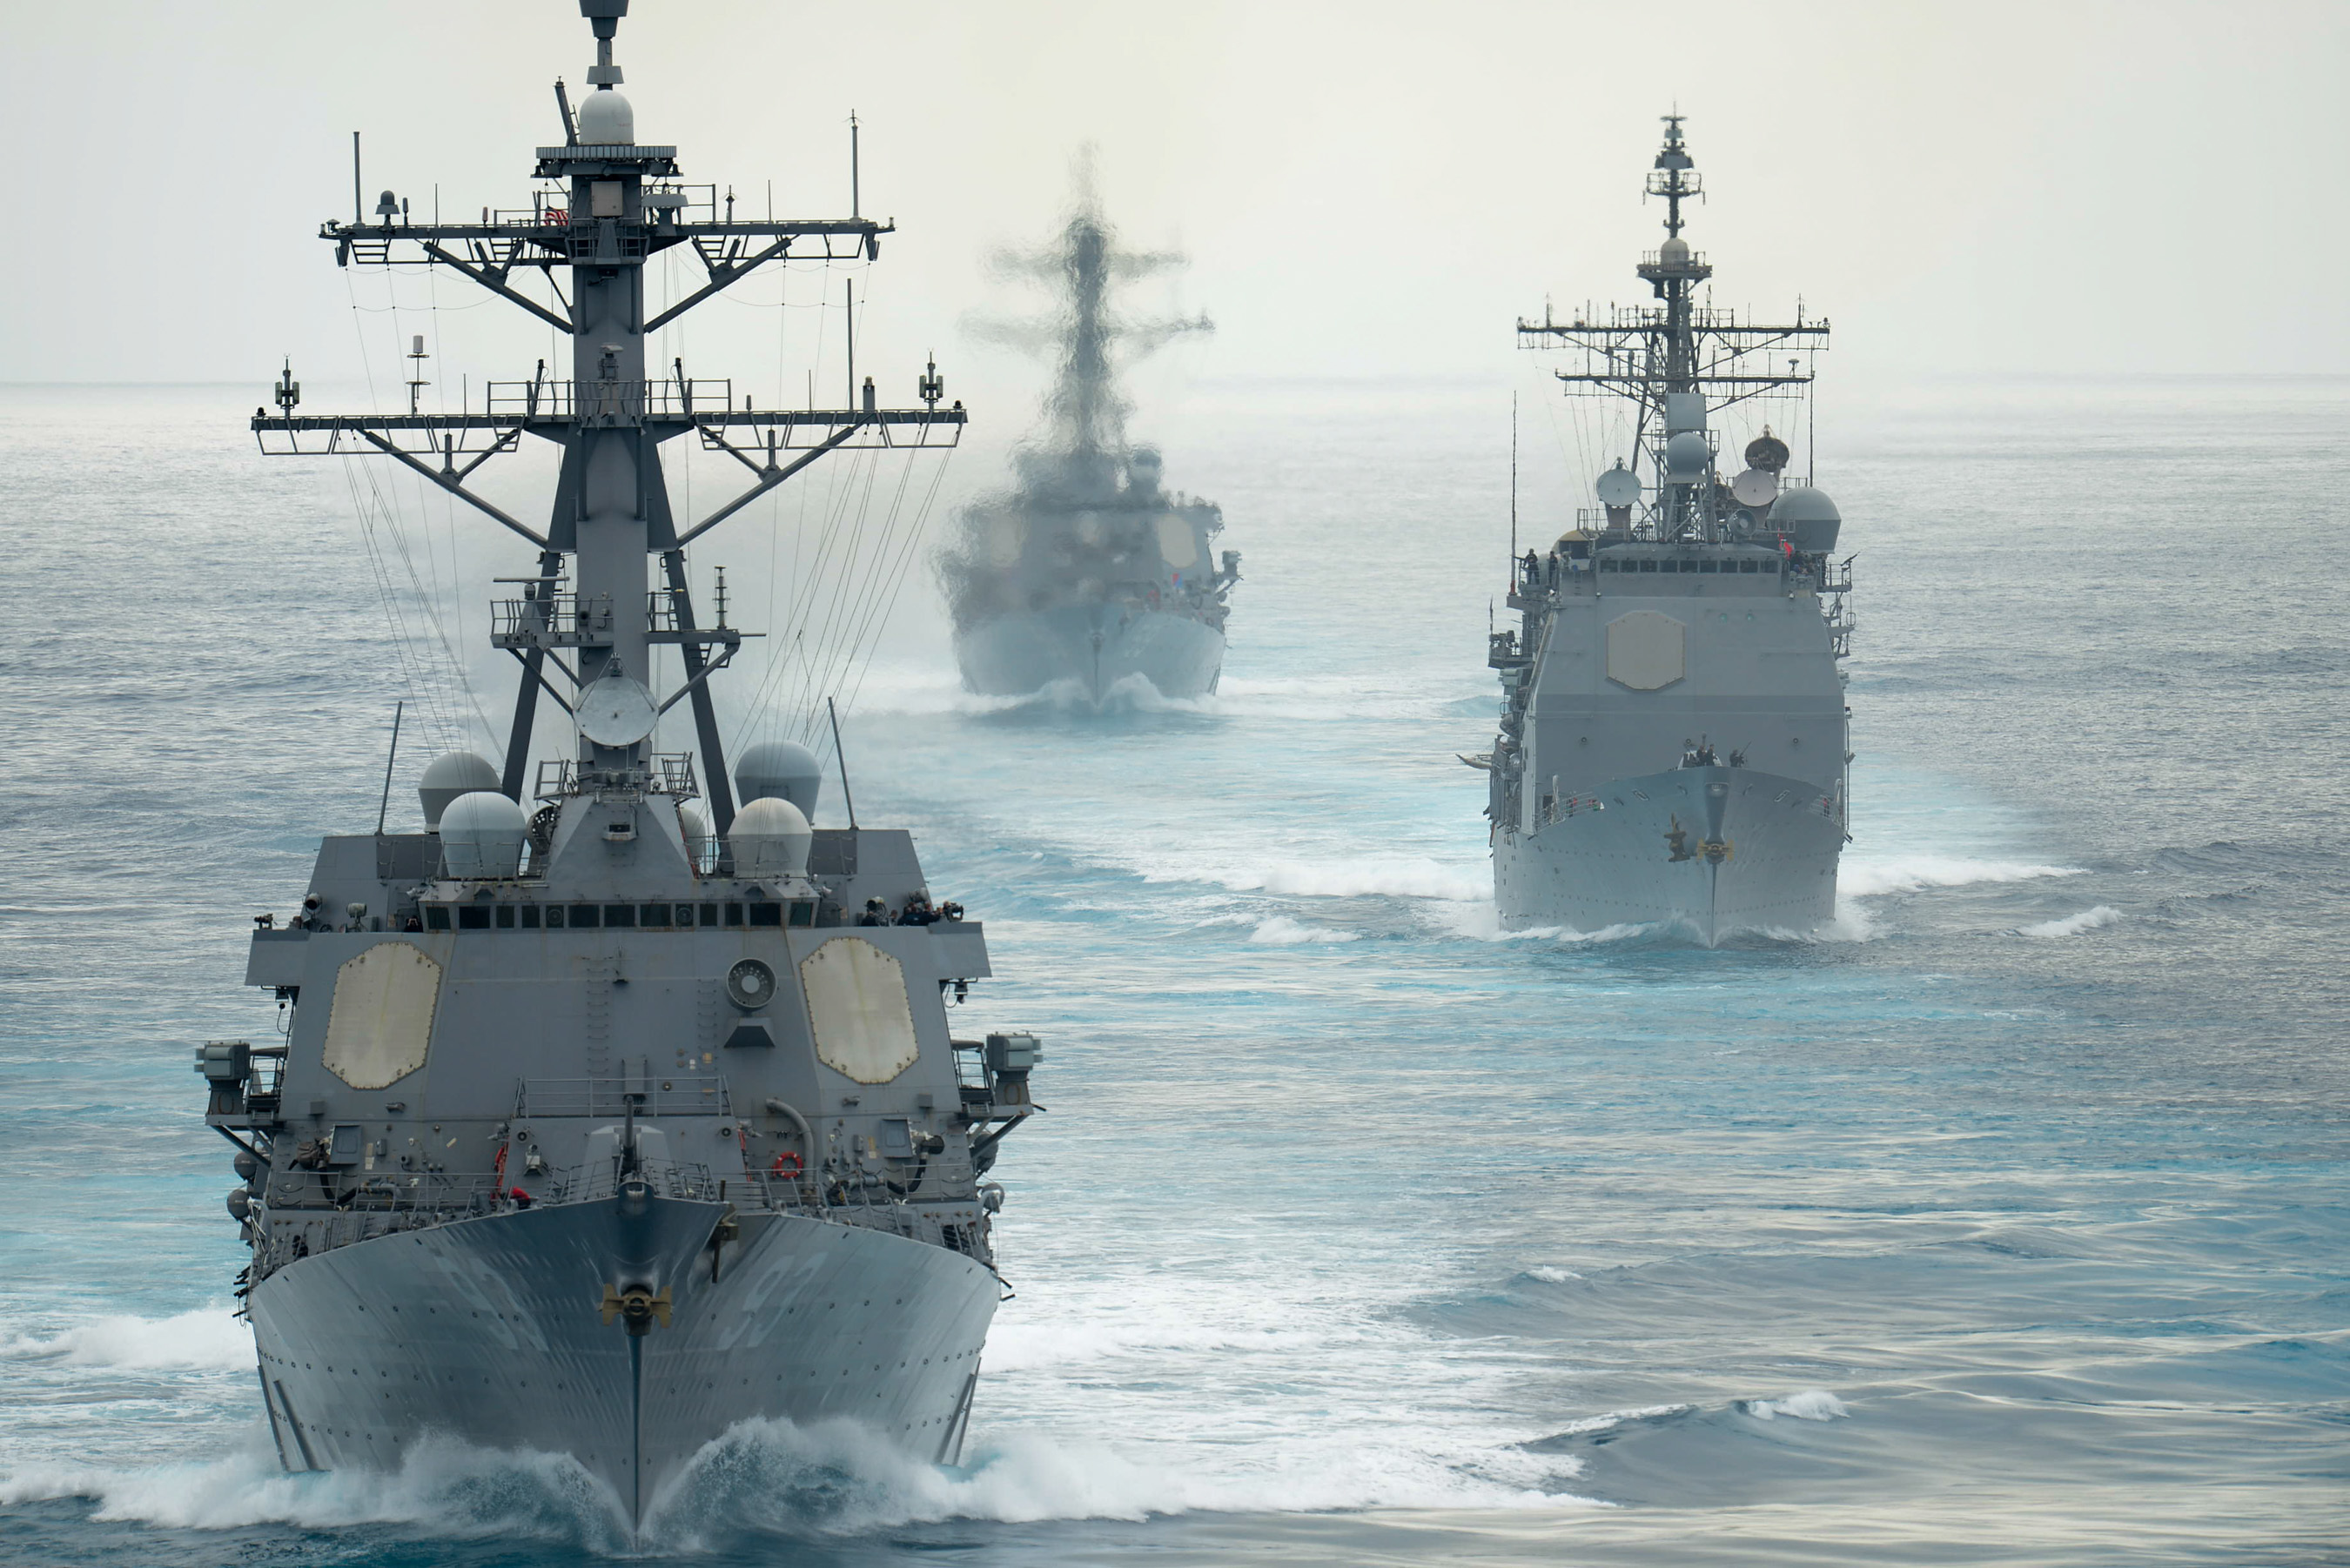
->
[[577, 674, 661, 747], [1595, 465, 1642, 508]]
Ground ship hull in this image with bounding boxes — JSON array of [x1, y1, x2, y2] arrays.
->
[[954, 603, 1225, 700], [1494, 764, 1842, 944], [247, 1194, 997, 1527]]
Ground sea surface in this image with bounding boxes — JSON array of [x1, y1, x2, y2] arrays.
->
[[1, 376, 2346, 1565]]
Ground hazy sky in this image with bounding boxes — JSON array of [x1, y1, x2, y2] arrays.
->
[[7, 0, 2347, 399]]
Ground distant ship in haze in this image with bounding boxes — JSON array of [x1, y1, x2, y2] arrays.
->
[[938, 168, 1239, 702]]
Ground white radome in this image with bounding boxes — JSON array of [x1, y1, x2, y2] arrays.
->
[[729, 796, 812, 877], [439, 790, 528, 879], [576, 88, 634, 144]]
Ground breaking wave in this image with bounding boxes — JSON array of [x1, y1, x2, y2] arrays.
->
[[0, 1303, 249, 1371], [0, 1437, 626, 1546], [1841, 855, 2085, 898], [1743, 1390, 1851, 1422], [2017, 905, 2122, 938], [3, 1416, 1581, 1553], [1247, 915, 1359, 945], [1182, 857, 1487, 902]]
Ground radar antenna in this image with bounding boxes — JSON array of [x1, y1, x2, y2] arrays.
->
[[252, 0, 964, 830]]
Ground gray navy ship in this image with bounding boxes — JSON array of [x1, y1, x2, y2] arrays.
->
[[202, 1, 1041, 1531], [1475, 116, 1853, 942], [939, 171, 1239, 701]]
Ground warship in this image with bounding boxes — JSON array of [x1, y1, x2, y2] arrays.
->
[[201, 2, 1044, 1530], [1474, 115, 1852, 942], [938, 171, 1239, 701]]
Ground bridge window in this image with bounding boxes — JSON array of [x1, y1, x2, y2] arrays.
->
[[604, 904, 636, 928], [700, 902, 721, 927], [457, 907, 491, 930], [639, 903, 671, 928], [749, 901, 783, 928], [724, 901, 745, 927], [520, 906, 541, 929], [494, 906, 515, 928], [423, 907, 451, 931], [570, 905, 600, 928]]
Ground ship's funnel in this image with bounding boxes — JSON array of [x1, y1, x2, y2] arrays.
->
[[729, 797, 812, 878], [737, 741, 822, 817], [440, 791, 528, 879], [418, 751, 500, 831]]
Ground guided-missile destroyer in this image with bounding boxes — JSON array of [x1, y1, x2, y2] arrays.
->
[[200, 3, 1042, 1530], [939, 172, 1239, 701], [1474, 116, 1853, 942]]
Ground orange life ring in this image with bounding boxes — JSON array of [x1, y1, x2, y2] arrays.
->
[[769, 1151, 804, 1177]]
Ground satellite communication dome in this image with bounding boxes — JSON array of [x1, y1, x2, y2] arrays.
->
[[575, 673, 660, 747], [1744, 430, 1792, 473], [1730, 467, 1780, 508], [1660, 236, 1690, 265], [439, 791, 528, 879], [576, 87, 635, 144], [1663, 431, 1713, 482], [1768, 486, 1843, 553], [729, 796, 812, 878], [418, 750, 500, 830], [1595, 465, 1642, 508], [737, 740, 822, 816]]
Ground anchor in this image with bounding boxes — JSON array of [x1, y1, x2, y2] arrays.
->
[[598, 1283, 672, 1336]]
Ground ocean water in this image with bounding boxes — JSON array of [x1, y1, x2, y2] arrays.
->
[[1, 376, 2346, 1565]]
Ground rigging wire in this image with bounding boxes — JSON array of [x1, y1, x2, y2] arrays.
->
[[342, 265, 499, 760]]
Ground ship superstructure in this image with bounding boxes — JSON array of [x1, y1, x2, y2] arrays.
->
[[939, 171, 1239, 700], [1477, 116, 1852, 941], [201, 2, 1043, 1530]]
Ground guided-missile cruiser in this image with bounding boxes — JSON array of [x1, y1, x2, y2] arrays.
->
[[1474, 116, 1853, 942], [938, 171, 1239, 701], [200, 2, 1043, 1531]]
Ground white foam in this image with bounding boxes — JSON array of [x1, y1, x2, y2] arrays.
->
[[0, 1436, 624, 1545], [1523, 1266, 1582, 1283], [0, 1413, 1587, 1546], [1548, 1403, 1692, 1436], [646, 1416, 1581, 1539], [1744, 1389, 1850, 1422], [2017, 905, 2122, 938], [1248, 915, 1359, 945], [1428, 899, 1656, 944], [1841, 855, 2084, 898], [0, 1304, 250, 1371], [1181, 857, 1487, 902]]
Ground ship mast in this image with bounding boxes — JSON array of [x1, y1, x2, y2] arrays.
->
[[1518, 115, 1828, 542], [255, 0, 962, 832], [981, 163, 1207, 502]]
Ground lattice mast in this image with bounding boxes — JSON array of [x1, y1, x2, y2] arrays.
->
[[255, 0, 963, 833], [1518, 115, 1828, 541]]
